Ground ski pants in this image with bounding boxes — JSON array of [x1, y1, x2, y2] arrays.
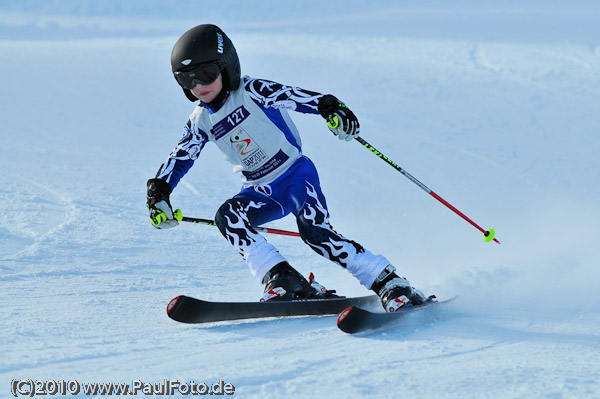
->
[[214, 156, 390, 289]]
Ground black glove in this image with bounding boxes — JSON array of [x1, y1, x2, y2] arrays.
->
[[147, 178, 181, 229], [317, 94, 360, 141]]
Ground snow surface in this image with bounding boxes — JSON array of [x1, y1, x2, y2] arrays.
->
[[1, 1, 600, 398]]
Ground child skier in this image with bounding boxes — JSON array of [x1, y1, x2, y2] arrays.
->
[[147, 24, 426, 311]]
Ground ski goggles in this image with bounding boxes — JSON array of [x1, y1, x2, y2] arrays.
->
[[173, 63, 221, 90]]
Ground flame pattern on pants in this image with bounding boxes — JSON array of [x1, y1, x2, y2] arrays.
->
[[213, 156, 390, 288]]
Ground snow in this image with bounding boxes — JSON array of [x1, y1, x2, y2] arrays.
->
[[1, 1, 599, 398]]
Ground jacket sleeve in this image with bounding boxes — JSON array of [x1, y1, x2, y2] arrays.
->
[[243, 76, 323, 115], [155, 120, 209, 190]]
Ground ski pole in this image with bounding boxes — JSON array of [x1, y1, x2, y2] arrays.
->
[[355, 136, 500, 244], [181, 216, 301, 237]]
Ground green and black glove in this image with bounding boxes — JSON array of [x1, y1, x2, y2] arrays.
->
[[317, 94, 360, 142], [146, 178, 182, 229]]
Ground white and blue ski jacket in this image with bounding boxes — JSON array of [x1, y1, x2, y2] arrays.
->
[[155, 76, 324, 189]]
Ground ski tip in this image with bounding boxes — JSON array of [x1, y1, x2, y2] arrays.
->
[[167, 296, 181, 316], [337, 306, 354, 325], [337, 306, 368, 334]]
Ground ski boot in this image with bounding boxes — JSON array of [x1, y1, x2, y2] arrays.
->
[[371, 265, 427, 312], [260, 262, 336, 301]]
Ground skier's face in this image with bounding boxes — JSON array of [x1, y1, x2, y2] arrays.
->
[[190, 74, 223, 103]]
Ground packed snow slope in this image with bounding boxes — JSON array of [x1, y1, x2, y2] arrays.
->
[[1, 1, 599, 398]]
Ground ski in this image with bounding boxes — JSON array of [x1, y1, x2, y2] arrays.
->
[[167, 294, 381, 324], [337, 296, 455, 334]]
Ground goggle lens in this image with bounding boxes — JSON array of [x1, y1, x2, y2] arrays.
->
[[174, 63, 221, 89]]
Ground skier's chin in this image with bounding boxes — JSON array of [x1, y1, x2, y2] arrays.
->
[[195, 92, 216, 102]]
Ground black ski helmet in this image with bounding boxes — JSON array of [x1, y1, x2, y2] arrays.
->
[[171, 24, 241, 102]]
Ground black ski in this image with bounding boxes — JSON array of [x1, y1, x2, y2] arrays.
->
[[167, 294, 381, 324], [337, 296, 454, 334]]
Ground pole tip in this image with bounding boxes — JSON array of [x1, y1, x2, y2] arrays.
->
[[483, 228, 496, 243]]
